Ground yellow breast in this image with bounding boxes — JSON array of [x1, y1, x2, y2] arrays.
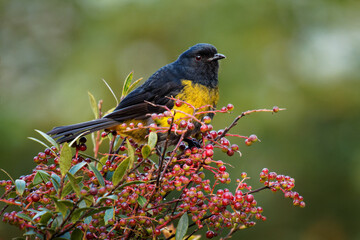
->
[[157, 80, 219, 127]]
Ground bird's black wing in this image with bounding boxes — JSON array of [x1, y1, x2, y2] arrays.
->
[[104, 66, 184, 121]]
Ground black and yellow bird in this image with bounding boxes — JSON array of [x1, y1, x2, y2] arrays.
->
[[47, 43, 225, 145]]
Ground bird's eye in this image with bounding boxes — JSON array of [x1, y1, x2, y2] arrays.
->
[[195, 55, 202, 61]]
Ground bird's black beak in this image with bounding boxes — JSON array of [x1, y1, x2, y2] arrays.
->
[[208, 53, 226, 62]]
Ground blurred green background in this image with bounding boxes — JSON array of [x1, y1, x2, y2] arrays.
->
[[1, 0, 359, 239]]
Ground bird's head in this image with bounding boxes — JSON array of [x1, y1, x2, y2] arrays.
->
[[177, 43, 225, 86]]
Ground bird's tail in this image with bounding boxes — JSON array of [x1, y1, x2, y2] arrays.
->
[[47, 118, 119, 143]]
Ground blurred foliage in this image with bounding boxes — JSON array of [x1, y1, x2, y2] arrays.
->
[[0, 0, 359, 239]]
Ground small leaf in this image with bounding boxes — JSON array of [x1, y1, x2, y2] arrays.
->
[[104, 207, 114, 225], [102, 79, 119, 105], [24, 229, 36, 236], [83, 206, 112, 218], [28, 137, 51, 150], [39, 212, 53, 225], [97, 156, 108, 171], [67, 173, 80, 195], [89, 163, 105, 187], [71, 228, 84, 240], [113, 135, 122, 151], [121, 72, 133, 99], [69, 162, 87, 175], [51, 173, 61, 192], [126, 139, 135, 169], [141, 144, 151, 158], [17, 213, 33, 222], [35, 129, 59, 149], [33, 170, 50, 186], [54, 200, 68, 219], [71, 207, 92, 222], [88, 91, 98, 119], [126, 77, 143, 95], [148, 131, 158, 149], [60, 143, 72, 177], [15, 179, 26, 196], [137, 195, 147, 208], [112, 157, 129, 186], [175, 213, 189, 240]]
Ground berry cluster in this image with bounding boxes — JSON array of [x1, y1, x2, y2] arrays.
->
[[0, 99, 303, 240]]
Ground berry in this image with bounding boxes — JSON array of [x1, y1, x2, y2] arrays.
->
[[206, 230, 215, 239], [273, 106, 279, 113], [227, 103, 234, 111]]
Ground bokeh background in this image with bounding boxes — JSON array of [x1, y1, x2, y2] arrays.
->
[[1, 0, 359, 239]]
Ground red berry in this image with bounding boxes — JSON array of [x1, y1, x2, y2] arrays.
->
[[219, 166, 226, 172], [200, 125, 208, 133], [101, 132, 108, 138], [273, 106, 279, 113], [245, 139, 252, 146], [175, 100, 182, 107], [79, 144, 87, 151], [227, 149, 234, 156], [203, 116, 211, 124], [245, 194, 254, 203], [227, 103, 234, 111], [187, 123, 195, 130], [205, 149, 214, 157], [31, 193, 40, 202], [248, 134, 258, 142], [231, 144, 239, 151], [89, 187, 98, 196], [206, 230, 215, 239]]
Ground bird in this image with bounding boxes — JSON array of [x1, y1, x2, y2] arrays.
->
[[47, 43, 226, 145]]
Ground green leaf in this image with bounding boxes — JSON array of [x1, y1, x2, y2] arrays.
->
[[121, 72, 133, 99], [175, 213, 189, 240], [17, 213, 33, 222], [51, 215, 64, 230], [83, 206, 112, 218], [137, 195, 147, 208], [24, 229, 36, 236], [71, 207, 92, 222], [31, 210, 53, 225], [141, 144, 151, 158], [51, 173, 61, 192], [67, 173, 80, 195], [104, 207, 114, 225], [126, 139, 135, 169], [116, 180, 145, 190], [60, 143, 72, 177], [69, 162, 87, 176], [35, 129, 59, 149], [102, 79, 119, 106], [33, 170, 50, 186], [112, 157, 129, 186], [15, 179, 26, 196], [54, 201, 67, 217], [71, 228, 84, 240], [97, 156, 108, 171], [28, 137, 51, 150], [148, 131, 158, 149], [126, 77, 143, 95], [89, 163, 105, 187], [113, 135, 122, 151], [88, 91, 98, 119]]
